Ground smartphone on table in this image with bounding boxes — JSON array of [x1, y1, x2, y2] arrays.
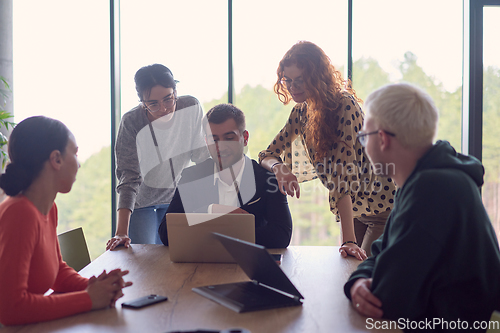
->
[[121, 294, 168, 309]]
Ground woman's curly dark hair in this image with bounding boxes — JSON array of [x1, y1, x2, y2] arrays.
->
[[274, 41, 361, 159]]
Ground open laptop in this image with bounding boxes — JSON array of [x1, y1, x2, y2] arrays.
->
[[166, 213, 255, 263], [192, 233, 304, 313]]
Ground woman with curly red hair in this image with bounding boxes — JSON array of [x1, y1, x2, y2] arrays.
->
[[259, 41, 396, 259]]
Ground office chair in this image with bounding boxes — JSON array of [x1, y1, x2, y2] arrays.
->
[[57, 227, 91, 272]]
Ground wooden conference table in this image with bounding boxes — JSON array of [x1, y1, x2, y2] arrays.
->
[[3, 245, 401, 333]]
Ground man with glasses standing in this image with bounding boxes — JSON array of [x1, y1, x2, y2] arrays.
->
[[106, 64, 209, 250], [345, 83, 500, 331]]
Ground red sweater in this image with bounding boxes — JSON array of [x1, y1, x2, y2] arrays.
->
[[0, 195, 92, 326]]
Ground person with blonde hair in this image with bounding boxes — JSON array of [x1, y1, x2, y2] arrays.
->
[[345, 83, 500, 329], [259, 41, 396, 258], [362, 82, 438, 148], [0, 116, 132, 326]]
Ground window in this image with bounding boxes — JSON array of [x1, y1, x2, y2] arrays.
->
[[13, 0, 111, 259], [11, 1, 498, 254], [482, 6, 500, 243], [120, 0, 227, 115], [232, 0, 348, 245], [353, 0, 463, 151]]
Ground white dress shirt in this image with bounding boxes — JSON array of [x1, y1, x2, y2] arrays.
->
[[208, 156, 246, 213]]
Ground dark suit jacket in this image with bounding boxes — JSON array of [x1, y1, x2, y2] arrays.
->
[[158, 157, 292, 248]]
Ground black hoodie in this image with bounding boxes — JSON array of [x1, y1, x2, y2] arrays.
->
[[345, 141, 500, 332]]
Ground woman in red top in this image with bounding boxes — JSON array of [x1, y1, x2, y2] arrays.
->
[[0, 116, 132, 326]]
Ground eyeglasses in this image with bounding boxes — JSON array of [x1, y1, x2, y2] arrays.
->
[[281, 77, 304, 89], [144, 94, 177, 113], [357, 130, 396, 147]]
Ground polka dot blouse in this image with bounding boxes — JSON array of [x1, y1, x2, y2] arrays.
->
[[258, 92, 396, 218]]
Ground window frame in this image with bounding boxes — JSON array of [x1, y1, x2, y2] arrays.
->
[[109, 0, 499, 235]]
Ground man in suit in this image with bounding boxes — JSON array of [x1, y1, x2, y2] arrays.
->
[[158, 103, 292, 248]]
